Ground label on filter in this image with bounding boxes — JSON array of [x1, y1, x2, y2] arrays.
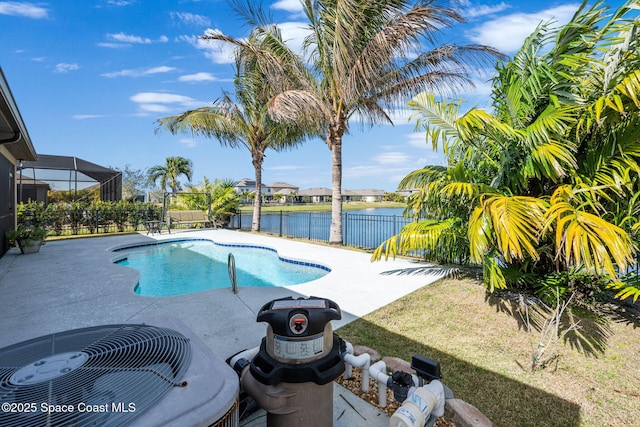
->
[[273, 334, 324, 360]]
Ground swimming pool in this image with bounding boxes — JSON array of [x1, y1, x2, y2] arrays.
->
[[113, 239, 330, 297]]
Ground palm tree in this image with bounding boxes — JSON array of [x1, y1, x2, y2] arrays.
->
[[157, 36, 312, 232], [147, 156, 193, 194], [373, 1, 640, 301], [205, 0, 500, 244]]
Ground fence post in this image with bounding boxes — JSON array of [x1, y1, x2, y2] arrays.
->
[[343, 212, 348, 246], [393, 215, 397, 235], [308, 212, 312, 240], [279, 210, 283, 237]]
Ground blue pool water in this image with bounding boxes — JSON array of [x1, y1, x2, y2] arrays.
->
[[113, 239, 330, 297]]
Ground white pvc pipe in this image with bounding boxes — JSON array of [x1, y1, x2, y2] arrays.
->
[[228, 346, 259, 369], [344, 341, 355, 379], [369, 360, 390, 408], [343, 353, 371, 392]]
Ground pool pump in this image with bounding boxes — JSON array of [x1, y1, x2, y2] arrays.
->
[[229, 296, 345, 427]]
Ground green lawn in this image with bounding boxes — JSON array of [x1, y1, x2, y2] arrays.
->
[[337, 277, 640, 427]]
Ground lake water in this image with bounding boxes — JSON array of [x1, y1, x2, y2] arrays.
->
[[231, 207, 412, 249]]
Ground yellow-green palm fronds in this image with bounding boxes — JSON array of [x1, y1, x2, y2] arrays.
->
[[469, 194, 546, 264], [371, 218, 457, 261], [544, 186, 636, 278]]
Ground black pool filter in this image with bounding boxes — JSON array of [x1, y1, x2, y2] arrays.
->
[[239, 296, 345, 427]]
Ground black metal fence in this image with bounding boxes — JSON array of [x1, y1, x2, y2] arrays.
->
[[229, 211, 413, 250]]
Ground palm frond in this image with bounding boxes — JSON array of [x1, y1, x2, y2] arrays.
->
[[469, 195, 546, 263], [407, 92, 461, 152], [483, 254, 507, 291], [544, 186, 636, 278], [371, 218, 459, 261], [607, 274, 640, 302]]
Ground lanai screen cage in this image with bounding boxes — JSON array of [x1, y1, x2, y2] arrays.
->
[[19, 154, 122, 202]]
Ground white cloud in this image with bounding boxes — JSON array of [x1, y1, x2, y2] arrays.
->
[[178, 72, 216, 82], [130, 92, 195, 104], [463, 2, 511, 19], [137, 104, 171, 113], [101, 65, 176, 78], [146, 65, 174, 74], [179, 138, 199, 148], [108, 32, 153, 44], [130, 91, 202, 115], [171, 11, 210, 27], [406, 132, 428, 148], [0, 1, 48, 18], [103, 32, 168, 47], [97, 42, 127, 49], [467, 4, 580, 53], [272, 0, 304, 14], [269, 165, 306, 171], [54, 63, 79, 73], [373, 152, 413, 165], [107, 0, 134, 5]]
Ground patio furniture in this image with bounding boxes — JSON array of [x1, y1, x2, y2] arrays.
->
[[167, 210, 212, 233], [145, 220, 163, 235]]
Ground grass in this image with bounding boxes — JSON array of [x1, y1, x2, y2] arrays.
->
[[336, 277, 640, 427]]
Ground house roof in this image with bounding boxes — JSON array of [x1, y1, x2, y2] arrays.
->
[[267, 182, 298, 190], [234, 178, 254, 186], [234, 178, 265, 188], [17, 173, 50, 188], [0, 67, 37, 161]]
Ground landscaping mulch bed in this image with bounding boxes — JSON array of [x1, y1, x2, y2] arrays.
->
[[336, 368, 458, 426]]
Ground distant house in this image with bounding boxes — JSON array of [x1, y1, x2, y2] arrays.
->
[[267, 182, 299, 203], [234, 178, 264, 194], [268, 182, 298, 193], [0, 67, 38, 256], [17, 174, 50, 204], [346, 189, 386, 202], [298, 187, 332, 203]]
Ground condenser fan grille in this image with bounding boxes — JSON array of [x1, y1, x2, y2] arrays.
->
[[0, 324, 192, 426]]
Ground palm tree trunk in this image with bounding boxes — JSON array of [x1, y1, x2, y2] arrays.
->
[[329, 136, 343, 245], [252, 158, 263, 232]]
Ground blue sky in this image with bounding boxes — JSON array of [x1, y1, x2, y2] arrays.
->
[[0, 0, 627, 192]]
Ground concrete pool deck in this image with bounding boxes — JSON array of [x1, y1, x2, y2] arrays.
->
[[0, 229, 444, 425], [0, 228, 441, 358]]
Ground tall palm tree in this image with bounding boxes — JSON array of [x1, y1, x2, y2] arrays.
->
[[157, 36, 312, 232], [148, 156, 193, 194], [206, 0, 500, 244], [374, 1, 640, 301]]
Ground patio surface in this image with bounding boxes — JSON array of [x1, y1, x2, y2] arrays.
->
[[0, 229, 442, 425], [0, 229, 441, 357]]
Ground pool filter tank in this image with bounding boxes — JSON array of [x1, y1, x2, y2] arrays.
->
[[233, 296, 345, 427]]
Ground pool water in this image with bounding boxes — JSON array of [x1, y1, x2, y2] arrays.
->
[[114, 240, 330, 297]]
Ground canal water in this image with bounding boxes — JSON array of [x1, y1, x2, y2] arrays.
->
[[231, 207, 412, 249]]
